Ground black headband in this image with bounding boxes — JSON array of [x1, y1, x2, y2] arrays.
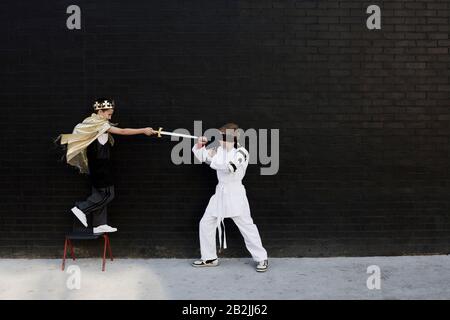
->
[[220, 133, 236, 142]]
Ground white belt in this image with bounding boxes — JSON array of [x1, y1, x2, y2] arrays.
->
[[215, 181, 243, 251]]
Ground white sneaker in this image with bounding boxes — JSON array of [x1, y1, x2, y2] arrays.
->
[[71, 207, 87, 227], [192, 258, 219, 268], [93, 225, 118, 234], [256, 260, 269, 272]]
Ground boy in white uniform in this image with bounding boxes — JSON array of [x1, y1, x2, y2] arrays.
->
[[191, 123, 269, 272]]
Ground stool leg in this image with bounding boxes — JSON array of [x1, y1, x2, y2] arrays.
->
[[107, 236, 113, 261], [102, 235, 107, 272], [69, 239, 75, 261], [62, 238, 67, 271]]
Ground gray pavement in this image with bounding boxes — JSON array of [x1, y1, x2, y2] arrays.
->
[[1, 256, 450, 299]]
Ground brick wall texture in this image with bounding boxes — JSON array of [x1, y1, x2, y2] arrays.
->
[[0, 0, 449, 257]]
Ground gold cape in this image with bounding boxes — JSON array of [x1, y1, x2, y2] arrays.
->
[[58, 113, 115, 174]]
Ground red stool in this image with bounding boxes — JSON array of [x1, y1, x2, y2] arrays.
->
[[62, 232, 113, 272]]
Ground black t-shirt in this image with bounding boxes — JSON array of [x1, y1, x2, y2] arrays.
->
[[87, 137, 114, 188]]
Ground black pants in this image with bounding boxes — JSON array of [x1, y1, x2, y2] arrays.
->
[[76, 185, 115, 227]]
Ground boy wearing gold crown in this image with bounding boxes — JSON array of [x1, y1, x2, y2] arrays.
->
[[59, 98, 156, 234]]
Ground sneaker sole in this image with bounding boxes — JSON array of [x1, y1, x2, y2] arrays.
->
[[94, 230, 117, 234], [192, 262, 220, 268], [256, 268, 268, 272]]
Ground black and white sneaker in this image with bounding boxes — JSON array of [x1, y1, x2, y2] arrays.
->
[[93, 225, 118, 234], [256, 260, 269, 272], [192, 258, 219, 268], [71, 206, 87, 227]]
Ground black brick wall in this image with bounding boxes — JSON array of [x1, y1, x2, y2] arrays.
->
[[0, 0, 449, 257]]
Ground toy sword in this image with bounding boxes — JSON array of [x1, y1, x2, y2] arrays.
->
[[155, 127, 202, 140]]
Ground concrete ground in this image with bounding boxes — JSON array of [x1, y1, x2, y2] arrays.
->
[[0, 255, 449, 299]]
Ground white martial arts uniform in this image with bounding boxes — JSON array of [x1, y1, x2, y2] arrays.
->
[[192, 144, 268, 262]]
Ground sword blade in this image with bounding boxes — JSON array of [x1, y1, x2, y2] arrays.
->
[[160, 131, 199, 140]]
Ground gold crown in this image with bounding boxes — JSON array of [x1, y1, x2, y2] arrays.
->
[[93, 99, 115, 111]]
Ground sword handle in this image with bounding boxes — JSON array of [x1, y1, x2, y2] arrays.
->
[[156, 127, 162, 138]]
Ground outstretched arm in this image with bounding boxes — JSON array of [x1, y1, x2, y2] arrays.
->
[[108, 126, 156, 136]]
